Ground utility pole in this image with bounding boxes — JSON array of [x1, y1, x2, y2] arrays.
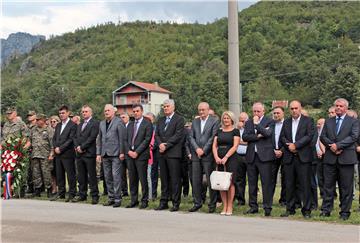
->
[[228, 0, 241, 117]]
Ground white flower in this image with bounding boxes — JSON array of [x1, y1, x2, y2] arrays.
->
[[16, 168, 21, 172], [3, 158, 8, 163], [10, 162, 16, 167], [12, 154, 18, 159], [6, 154, 11, 159]]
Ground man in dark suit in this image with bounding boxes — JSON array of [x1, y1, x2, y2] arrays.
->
[[271, 106, 286, 206], [73, 105, 99, 204], [96, 104, 126, 208], [320, 98, 359, 220], [280, 100, 315, 218], [51, 105, 77, 202], [155, 99, 185, 212], [243, 102, 276, 216], [188, 102, 220, 213], [124, 104, 153, 209], [356, 118, 360, 212]]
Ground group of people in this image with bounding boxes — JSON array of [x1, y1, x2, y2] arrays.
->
[[2, 97, 360, 220]]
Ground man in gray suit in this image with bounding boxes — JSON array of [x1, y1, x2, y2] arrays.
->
[[96, 104, 126, 208], [320, 98, 359, 220], [188, 102, 220, 213]]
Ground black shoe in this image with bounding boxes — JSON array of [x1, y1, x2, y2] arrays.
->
[[32, 188, 41, 197], [303, 213, 311, 219], [280, 211, 295, 217], [122, 192, 129, 197], [188, 205, 202, 212], [170, 206, 179, 212], [126, 202, 139, 208], [245, 208, 259, 214], [340, 214, 349, 220], [139, 202, 148, 209], [50, 194, 65, 201], [91, 197, 99, 205], [103, 201, 115, 206], [113, 201, 121, 208], [319, 211, 330, 217], [73, 196, 87, 202], [65, 197, 74, 203], [208, 207, 216, 213], [155, 204, 169, 211], [264, 209, 271, 217]]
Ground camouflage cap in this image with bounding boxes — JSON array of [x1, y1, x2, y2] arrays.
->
[[36, 113, 47, 120], [27, 110, 36, 117], [5, 107, 16, 114]]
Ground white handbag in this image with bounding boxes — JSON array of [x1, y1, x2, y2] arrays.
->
[[210, 166, 232, 191]]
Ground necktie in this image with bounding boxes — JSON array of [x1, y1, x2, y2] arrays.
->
[[335, 117, 341, 135], [164, 117, 170, 130], [131, 120, 139, 149], [81, 120, 88, 131]]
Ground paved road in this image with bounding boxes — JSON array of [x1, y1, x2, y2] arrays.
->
[[1, 200, 359, 242]]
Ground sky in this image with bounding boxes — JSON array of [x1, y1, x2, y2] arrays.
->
[[1, 0, 257, 39]]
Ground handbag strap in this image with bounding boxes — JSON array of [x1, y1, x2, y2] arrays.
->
[[216, 164, 227, 172]]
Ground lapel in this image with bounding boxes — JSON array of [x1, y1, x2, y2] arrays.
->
[[133, 119, 144, 141], [106, 118, 115, 134], [164, 114, 175, 133], [295, 116, 304, 141], [201, 116, 212, 135], [60, 120, 71, 137], [80, 118, 91, 134], [336, 115, 348, 137]]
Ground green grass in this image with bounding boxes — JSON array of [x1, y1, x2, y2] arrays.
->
[[28, 182, 360, 225]]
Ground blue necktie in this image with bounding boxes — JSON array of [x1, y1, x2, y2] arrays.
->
[[335, 117, 341, 135], [164, 117, 170, 130]]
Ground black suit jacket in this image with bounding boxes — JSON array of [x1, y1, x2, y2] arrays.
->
[[280, 115, 315, 164], [124, 117, 153, 161], [243, 116, 275, 163], [53, 120, 77, 159], [357, 119, 360, 162], [320, 115, 359, 165], [74, 118, 99, 157], [189, 116, 220, 162], [155, 113, 185, 159]]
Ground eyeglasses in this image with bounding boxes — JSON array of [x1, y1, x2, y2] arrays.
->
[[50, 121, 57, 123]]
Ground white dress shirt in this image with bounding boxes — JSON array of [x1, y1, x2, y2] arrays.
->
[[291, 115, 301, 143], [60, 118, 70, 134], [274, 119, 284, 149], [200, 115, 209, 134]]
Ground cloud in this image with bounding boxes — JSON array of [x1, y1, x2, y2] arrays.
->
[[1, 2, 120, 38], [1, 1, 257, 39]]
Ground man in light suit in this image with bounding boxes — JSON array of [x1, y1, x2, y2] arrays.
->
[[243, 102, 276, 216], [51, 105, 77, 202], [188, 102, 220, 213], [73, 105, 99, 204], [96, 104, 126, 208], [124, 104, 153, 209], [280, 100, 315, 218], [320, 98, 359, 220], [155, 99, 185, 212], [119, 112, 130, 197]]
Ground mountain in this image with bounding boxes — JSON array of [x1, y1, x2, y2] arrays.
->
[[1, 2, 360, 119], [1, 32, 45, 68]]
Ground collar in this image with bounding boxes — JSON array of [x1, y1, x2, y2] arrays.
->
[[166, 112, 175, 120], [276, 119, 284, 124], [135, 116, 143, 124], [62, 118, 70, 125], [201, 115, 209, 122], [84, 117, 92, 123], [337, 114, 346, 120], [292, 115, 301, 122]]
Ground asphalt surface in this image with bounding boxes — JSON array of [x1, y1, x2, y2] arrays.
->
[[1, 199, 359, 242]]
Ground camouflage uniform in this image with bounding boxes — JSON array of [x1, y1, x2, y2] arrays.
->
[[30, 125, 54, 190], [1, 120, 30, 144]]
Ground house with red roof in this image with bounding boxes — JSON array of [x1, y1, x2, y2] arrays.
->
[[112, 81, 171, 116]]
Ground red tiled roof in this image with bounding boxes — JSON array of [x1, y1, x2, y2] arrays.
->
[[131, 81, 171, 94]]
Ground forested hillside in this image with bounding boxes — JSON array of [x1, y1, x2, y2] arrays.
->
[[2, 1, 360, 119]]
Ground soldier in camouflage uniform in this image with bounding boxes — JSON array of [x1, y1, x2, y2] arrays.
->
[[2, 107, 30, 145], [26, 110, 37, 193], [30, 114, 54, 197]]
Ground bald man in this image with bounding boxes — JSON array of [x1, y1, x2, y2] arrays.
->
[[280, 100, 315, 218]]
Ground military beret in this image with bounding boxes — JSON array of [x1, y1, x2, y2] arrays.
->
[[27, 110, 36, 117], [6, 107, 16, 114], [36, 113, 47, 120]]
